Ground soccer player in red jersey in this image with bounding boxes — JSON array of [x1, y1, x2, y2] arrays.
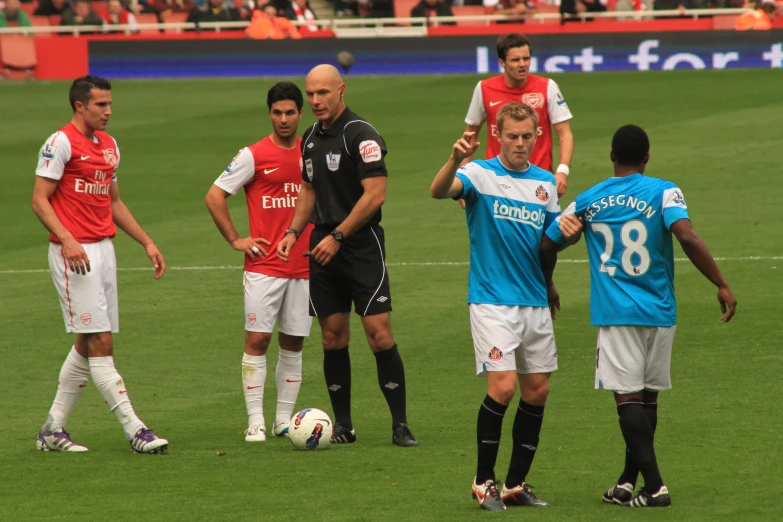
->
[[205, 82, 314, 442], [31, 76, 168, 454], [464, 33, 575, 198]]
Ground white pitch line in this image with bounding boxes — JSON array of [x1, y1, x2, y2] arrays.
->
[[0, 256, 780, 275]]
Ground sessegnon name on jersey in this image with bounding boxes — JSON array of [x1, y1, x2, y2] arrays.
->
[[584, 195, 657, 221]]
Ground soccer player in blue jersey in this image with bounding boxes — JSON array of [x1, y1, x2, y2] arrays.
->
[[430, 102, 561, 512], [541, 124, 737, 508]]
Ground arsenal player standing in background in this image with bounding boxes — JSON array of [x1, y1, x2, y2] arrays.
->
[[464, 33, 575, 198], [205, 82, 313, 442], [32, 76, 169, 454]]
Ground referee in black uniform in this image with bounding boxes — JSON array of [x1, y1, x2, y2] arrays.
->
[[278, 64, 417, 447]]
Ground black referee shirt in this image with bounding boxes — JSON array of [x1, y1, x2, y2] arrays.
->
[[301, 107, 388, 228]]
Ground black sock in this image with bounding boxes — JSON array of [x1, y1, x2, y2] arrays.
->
[[373, 344, 407, 426], [324, 347, 352, 430], [617, 402, 664, 493], [617, 401, 658, 487], [476, 395, 508, 484], [505, 400, 545, 489]]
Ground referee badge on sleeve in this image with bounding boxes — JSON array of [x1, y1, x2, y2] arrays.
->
[[305, 159, 314, 181], [326, 152, 341, 172]]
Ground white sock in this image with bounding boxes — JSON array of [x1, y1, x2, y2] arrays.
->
[[242, 353, 267, 427], [89, 356, 145, 440], [275, 349, 302, 427], [47, 346, 90, 430]]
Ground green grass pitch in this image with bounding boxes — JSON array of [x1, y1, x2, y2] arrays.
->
[[1, 70, 782, 521]]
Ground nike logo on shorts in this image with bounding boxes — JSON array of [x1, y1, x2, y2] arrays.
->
[[246, 385, 262, 390], [285, 379, 301, 383]]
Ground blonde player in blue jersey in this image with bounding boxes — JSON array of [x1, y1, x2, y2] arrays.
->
[[541, 124, 737, 508], [430, 102, 561, 512]]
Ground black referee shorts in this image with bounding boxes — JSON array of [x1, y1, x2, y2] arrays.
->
[[308, 224, 392, 318]]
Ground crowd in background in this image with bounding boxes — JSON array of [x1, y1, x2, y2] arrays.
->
[[0, 0, 779, 31]]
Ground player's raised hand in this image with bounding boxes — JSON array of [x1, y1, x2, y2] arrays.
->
[[145, 243, 166, 279], [452, 132, 480, 162], [232, 236, 270, 262], [559, 214, 584, 243], [547, 283, 560, 320], [62, 238, 91, 275], [717, 285, 737, 322], [276, 234, 296, 263]]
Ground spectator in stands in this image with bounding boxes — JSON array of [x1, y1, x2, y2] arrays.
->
[[103, 0, 138, 29], [152, 0, 194, 17], [187, 0, 242, 27], [490, 0, 539, 22], [61, 0, 105, 26], [246, 2, 302, 37], [34, 0, 69, 16], [735, 0, 777, 29], [0, 0, 33, 26], [560, 0, 606, 24], [615, 0, 652, 12], [357, 0, 394, 17], [411, 0, 454, 18], [333, 0, 359, 17], [283, 0, 319, 28]]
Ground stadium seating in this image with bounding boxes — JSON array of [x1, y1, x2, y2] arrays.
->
[[0, 34, 37, 80], [20, 3, 37, 16], [136, 13, 161, 34], [451, 5, 490, 25], [394, 0, 419, 19], [160, 11, 189, 33], [92, 1, 109, 17]]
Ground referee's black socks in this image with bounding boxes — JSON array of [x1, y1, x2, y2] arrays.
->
[[324, 347, 352, 430], [374, 344, 408, 427], [617, 401, 664, 493]]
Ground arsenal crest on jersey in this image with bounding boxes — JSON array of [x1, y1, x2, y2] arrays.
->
[[535, 185, 549, 203], [102, 148, 117, 166], [521, 92, 544, 109]]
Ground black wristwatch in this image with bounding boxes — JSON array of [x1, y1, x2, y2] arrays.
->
[[330, 229, 344, 243], [284, 228, 300, 239]]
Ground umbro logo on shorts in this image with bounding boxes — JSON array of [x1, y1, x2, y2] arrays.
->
[[376, 296, 388, 302]]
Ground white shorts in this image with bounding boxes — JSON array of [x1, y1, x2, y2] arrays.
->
[[595, 326, 676, 394], [470, 304, 558, 376], [244, 272, 312, 336], [48, 239, 119, 334]]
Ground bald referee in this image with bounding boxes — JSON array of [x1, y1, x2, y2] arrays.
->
[[278, 64, 417, 447]]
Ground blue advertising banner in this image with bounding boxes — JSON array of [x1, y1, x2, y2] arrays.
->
[[89, 32, 783, 79]]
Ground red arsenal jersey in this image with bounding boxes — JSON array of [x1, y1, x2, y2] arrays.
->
[[465, 74, 573, 173], [215, 136, 312, 279], [35, 123, 120, 244]]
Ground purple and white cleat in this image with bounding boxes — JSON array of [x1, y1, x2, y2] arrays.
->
[[130, 428, 168, 454], [37, 428, 89, 452]]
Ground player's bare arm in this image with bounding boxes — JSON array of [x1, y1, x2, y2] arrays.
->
[[559, 214, 584, 245], [205, 185, 270, 262], [310, 176, 386, 266], [539, 236, 561, 320], [553, 120, 574, 198], [109, 182, 166, 279], [31, 176, 91, 275], [431, 132, 480, 200], [670, 219, 737, 322], [278, 179, 316, 262]]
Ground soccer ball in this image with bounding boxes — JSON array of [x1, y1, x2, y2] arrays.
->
[[289, 408, 332, 450]]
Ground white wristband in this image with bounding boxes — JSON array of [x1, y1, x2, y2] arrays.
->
[[557, 164, 570, 176]]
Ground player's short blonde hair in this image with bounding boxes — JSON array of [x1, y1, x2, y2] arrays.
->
[[496, 102, 539, 135]]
